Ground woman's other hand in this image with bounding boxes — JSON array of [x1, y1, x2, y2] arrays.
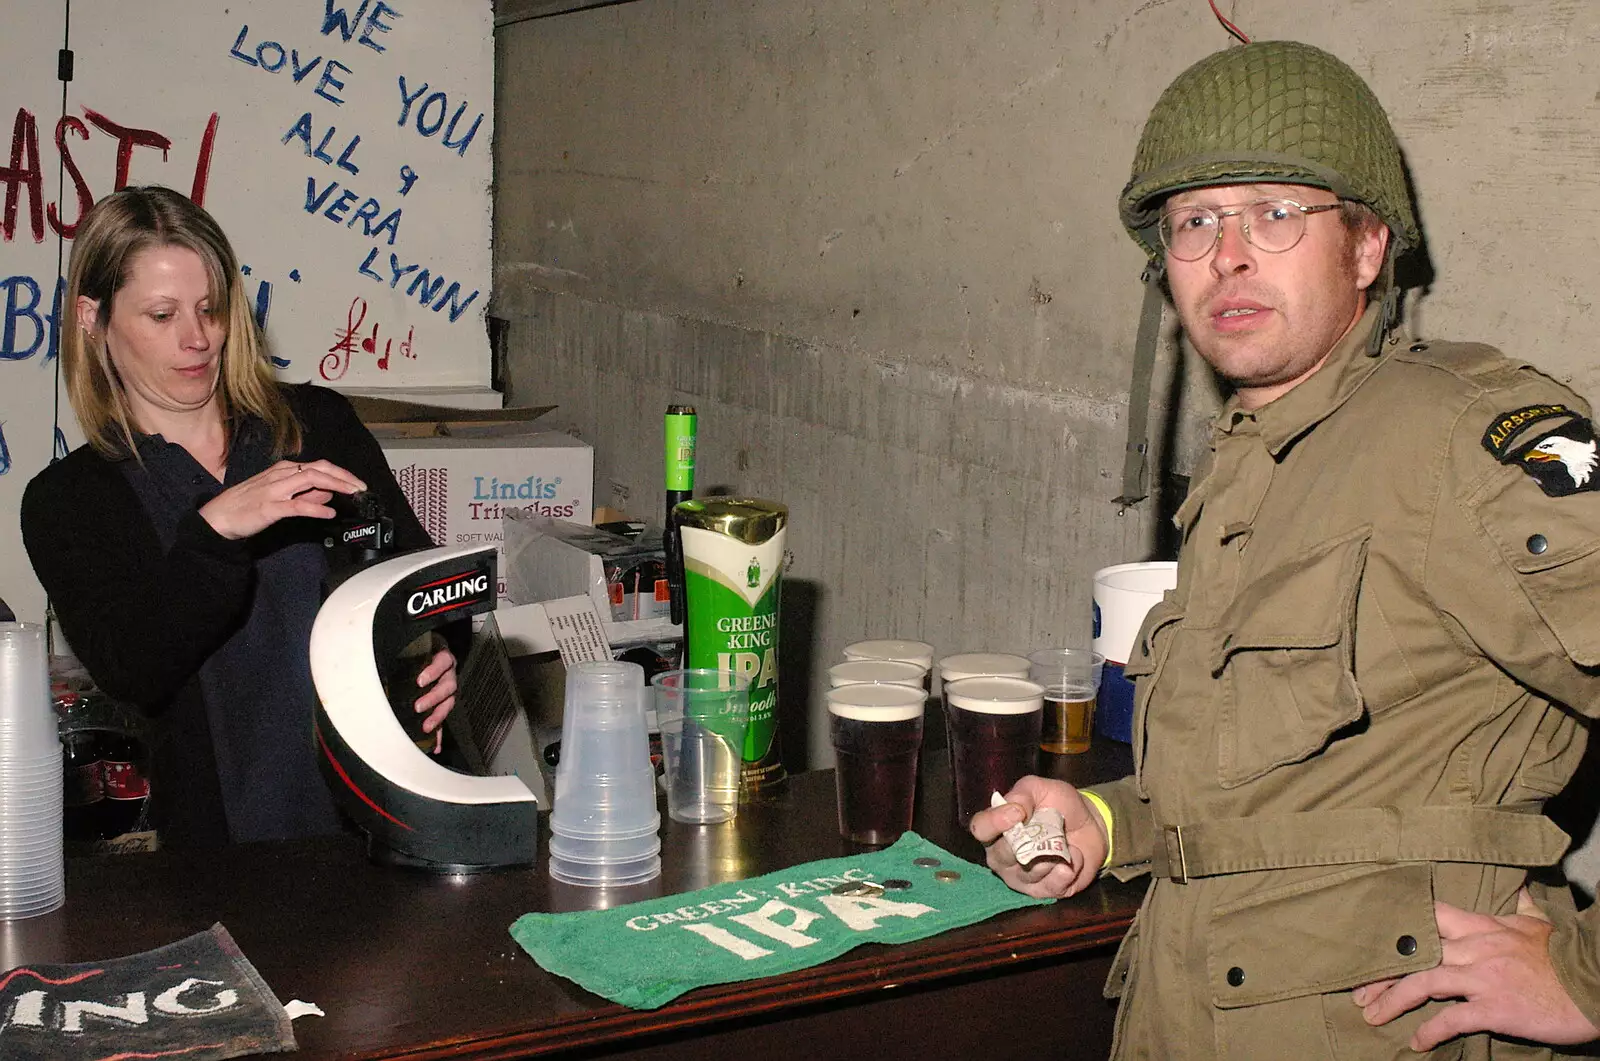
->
[[413, 648, 458, 754]]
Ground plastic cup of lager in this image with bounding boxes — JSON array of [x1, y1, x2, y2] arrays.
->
[[1028, 649, 1105, 755], [943, 676, 1044, 827], [653, 669, 752, 825], [826, 684, 925, 845]]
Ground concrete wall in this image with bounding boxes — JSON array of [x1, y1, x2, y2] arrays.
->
[[492, 0, 1600, 769]]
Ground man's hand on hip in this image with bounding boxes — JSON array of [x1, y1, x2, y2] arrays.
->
[[1353, 889, 1599, 1050]]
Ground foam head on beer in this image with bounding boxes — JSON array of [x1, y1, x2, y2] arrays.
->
[[943, 676, 1046, 713], [842, 639, 936, 671], [827, 659, 929, 689], [937, 652, 1031, 683]]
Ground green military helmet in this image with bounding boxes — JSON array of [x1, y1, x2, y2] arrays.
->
[[1119, 40, 1419, 260]]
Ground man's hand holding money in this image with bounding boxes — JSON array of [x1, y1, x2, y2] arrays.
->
[[970, 776, 1108, 899]]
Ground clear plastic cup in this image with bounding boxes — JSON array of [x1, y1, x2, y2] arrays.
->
[[547, 662, 660, 887], [827, 684, 925, 845], [547, 831, 661, 864], [827, 659, 928, 689], [653, 670, 751, 825], [0, 625, 55, 758], [547, 849, 662, 888], [0, 738, 63, 920], [1028, 648, 1106, 754]]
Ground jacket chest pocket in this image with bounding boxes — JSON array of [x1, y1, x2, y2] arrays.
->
[[1124, 597, 1185, 788], [1212, 526, 1371, 789]]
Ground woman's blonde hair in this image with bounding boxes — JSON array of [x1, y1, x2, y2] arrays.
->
[[63, 186, 301, 459]]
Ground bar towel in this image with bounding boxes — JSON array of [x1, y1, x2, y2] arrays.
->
[[510, 832, 1048, 1009], [0, 923, 295, 1060]]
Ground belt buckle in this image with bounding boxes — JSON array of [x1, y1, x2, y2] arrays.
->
[[1163, 825, 1188, 885]]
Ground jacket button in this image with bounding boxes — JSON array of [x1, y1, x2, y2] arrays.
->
[[1226, 966, 1245, 987], [1409, 342, 1428, 352], [1527, 534, 1548, 555], [1396, 935, 1418, 956]]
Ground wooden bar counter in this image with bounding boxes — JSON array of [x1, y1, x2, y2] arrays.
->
[[2, 744, 1142, 1060]]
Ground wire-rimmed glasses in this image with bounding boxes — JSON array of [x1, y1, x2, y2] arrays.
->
[[1158, 198, 1343, 261]]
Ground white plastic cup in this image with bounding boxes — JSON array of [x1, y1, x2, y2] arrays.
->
[[1092, 562, 1178, 743]]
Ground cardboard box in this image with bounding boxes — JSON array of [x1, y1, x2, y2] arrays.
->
[[347, 394, 556, 434], [342, 385, 508, 411], [372, 431, 594, 602]]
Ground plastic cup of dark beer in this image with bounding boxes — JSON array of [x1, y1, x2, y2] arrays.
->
[[828, 659, 928, 690], [827, 684, 926, 845], [943, 676, 1044, 827], [843, 639, 936, 673], [1028, 649, 1105, 755], [936, 652, 1031, 684]]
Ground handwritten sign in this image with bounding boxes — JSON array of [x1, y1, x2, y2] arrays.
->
[[0, 1, 494, 620]]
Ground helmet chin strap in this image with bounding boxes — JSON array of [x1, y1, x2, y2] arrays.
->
[[1366, 249, 1401, 358], [1113, 260, 1167, 509]]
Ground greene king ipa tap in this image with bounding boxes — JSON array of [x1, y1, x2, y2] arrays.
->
[[675, 498, 788, 796]]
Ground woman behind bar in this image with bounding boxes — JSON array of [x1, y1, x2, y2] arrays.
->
[[21, 186, 455, 848]]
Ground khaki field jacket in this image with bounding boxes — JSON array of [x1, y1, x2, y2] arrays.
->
[[1090, 306, 1600, 1060]]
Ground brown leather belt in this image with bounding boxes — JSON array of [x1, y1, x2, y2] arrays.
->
[[1150, 803, 1568, 884]]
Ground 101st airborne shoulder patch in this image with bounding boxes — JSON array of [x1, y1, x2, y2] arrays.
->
[[1483, 405, 1600, 497]]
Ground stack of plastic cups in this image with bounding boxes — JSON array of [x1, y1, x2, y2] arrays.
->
[[0, 623, 65, 919], [547, 661, 661, 888]]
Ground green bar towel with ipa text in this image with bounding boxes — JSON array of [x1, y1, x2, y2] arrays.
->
[[509, 832, 1049, 1009]]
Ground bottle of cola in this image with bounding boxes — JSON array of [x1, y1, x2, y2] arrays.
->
[[60, 710, 108, 845], [57, 689, 153, 846], [99, 731, 151, 839]]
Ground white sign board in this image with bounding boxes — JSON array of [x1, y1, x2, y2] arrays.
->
[[0, 1, 494, 621]]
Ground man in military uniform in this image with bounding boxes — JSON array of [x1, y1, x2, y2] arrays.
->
[[972, 40, 1600, 1059]]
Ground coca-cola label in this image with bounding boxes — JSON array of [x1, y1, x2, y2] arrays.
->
[[102, 760, 150, 800], [64, 763, 104, 807]]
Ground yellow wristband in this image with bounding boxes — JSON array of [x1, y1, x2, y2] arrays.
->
[[1080, 789, 1115, 870]]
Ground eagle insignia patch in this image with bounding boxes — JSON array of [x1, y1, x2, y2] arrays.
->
[[1490, 414, 1600, 497]]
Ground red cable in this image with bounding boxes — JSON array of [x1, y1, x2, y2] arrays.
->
[[1208, 0, 1252, 44]]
